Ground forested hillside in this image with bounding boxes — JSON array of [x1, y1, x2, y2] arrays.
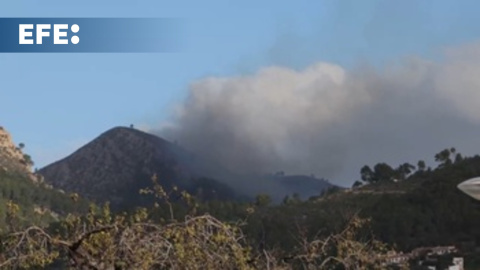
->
[[232, 148, 480, 268], [0, 126, 89, 229], [2, 124, 480, 269], [0, 170, 89, 229]]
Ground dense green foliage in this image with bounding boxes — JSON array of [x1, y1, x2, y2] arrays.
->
[[0, 171, 89, 229]]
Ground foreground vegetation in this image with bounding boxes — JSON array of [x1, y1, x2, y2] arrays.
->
[[0, 170, 89, 229], [0, 175, 393, 269], [1, 147, 480, 269]]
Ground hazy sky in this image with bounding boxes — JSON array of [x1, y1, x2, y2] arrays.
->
[[3, 0, 480, 185]]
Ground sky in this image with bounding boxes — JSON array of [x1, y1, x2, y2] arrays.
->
[[3, 0, 480, 185]]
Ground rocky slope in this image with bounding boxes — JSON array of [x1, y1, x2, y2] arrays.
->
[[0, 126, 33, 176], [39, 127, 237, 209]]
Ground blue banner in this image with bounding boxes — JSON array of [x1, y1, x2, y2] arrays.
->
[[0, 18, 181, 53]]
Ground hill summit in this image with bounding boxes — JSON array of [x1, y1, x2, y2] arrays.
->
[[39, 126, 237, 208]]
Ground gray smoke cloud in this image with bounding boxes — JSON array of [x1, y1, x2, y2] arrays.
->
[[159, 43, 480, 186]]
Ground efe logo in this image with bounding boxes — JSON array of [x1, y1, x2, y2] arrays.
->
[[19, 24, 80, 45]]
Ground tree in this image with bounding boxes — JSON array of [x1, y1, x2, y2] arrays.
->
[[417, 160, 426, 171], [352, 180, 363, 188], [18, 143, 25, 150], [22, 154, 34, 167], [255, 194, 272, 207], [286, 214, 392, 269], [373, 163, 396, 182], [282, 195, 292, 205], [0, 202, 255, 269], [360, 165, 375, 183], [396, 163, 415, 180], [434, 148, 453, 167], [454, 153, 463, 164]]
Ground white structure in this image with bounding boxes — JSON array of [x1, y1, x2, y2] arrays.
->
[[429, 246, 457, 256], [450, 257, 464, 270], [458, 177, 480, 200]]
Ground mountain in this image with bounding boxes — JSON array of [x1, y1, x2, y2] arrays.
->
[[39, 127, 238, 209], [39, 127, 336, 209]]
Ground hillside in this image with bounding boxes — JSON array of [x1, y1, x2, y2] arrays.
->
[[39, 127, 336, 209], [0, 126, 89, 228], [39, 127, 240, 209], [236, 149, 480, 268]]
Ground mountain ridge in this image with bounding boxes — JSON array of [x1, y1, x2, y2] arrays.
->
[[39, 126, 336, 208]]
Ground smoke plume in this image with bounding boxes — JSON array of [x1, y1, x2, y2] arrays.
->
[[160, 43, 480, 186]]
